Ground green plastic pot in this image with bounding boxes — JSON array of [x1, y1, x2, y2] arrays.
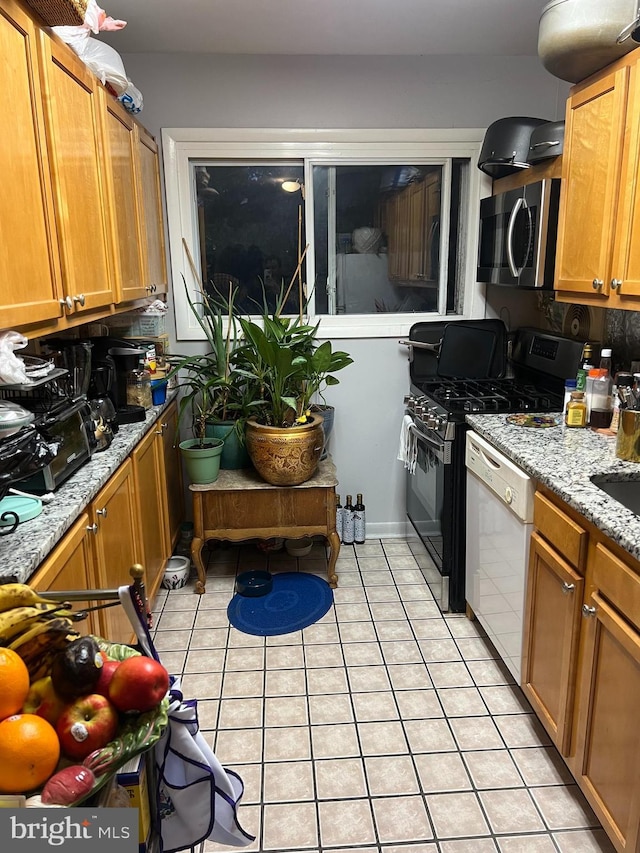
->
[[205, 420, 251, 469], [179, 438, 224, 484]]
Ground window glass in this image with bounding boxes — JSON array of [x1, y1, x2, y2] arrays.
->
[[196, 164, 305, 315]]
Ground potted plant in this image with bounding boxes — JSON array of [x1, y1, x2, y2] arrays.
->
[[235, 300, 353, 485], [167, 277, 257, 482]]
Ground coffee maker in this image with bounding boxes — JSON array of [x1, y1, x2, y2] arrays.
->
[[89, 339, 147, 425]]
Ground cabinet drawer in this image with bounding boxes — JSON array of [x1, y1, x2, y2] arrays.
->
[[534, 492, 588, 572], [592, 542, 640, 627]]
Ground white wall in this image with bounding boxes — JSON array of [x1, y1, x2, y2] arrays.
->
[[124, 51, 568, 535]]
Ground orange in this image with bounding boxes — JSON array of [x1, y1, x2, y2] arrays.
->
[[0, 713, 60, 793], [0, 648, 30, 720]]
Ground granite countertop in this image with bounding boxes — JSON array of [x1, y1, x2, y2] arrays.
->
[[466, 413, 640, 563], [0, 395, 177, 585]]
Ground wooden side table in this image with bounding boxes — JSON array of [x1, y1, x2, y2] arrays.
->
[[189, 458, 340, 594]]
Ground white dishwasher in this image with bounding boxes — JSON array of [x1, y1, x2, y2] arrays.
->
[[465, 430, 534, 683]]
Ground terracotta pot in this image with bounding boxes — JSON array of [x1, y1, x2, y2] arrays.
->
[[245, 413, 324, 486]]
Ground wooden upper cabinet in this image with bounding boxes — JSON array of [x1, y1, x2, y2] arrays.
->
[[100, 92, 147, 304], [37, 31, 115, 316], [0, 0, 62, 329], [555, 53, 640, 310], [136, 126, 168, 296], [555, 65, 628, 300], [610, 59, 640, 305]]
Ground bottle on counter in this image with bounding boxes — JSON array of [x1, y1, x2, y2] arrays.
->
[[126, 359, 152, 410], [342, 495, 355, 545], [576, 343, 594, 392], [335, 494, 344, 543], [565, 391, 588, 428], [354, 493, 366, 544], [589, 350, 614, 429]]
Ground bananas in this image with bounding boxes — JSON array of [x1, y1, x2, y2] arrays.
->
[[0, 603, 69, 646], [10, 617, 81, 682], [0, 583, 83, 681], [0, 583, 53, 613]]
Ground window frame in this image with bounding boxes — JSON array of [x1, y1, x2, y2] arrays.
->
[[162, 128, 490, 340]]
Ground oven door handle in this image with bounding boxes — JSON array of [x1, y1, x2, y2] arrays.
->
[[412, 422, 450, 464]]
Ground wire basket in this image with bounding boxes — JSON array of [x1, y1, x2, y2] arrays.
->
[[23, 0, 87, 26]]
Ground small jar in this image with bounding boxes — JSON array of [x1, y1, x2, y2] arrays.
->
[[126, 362, 152, 409], [565, 391, 587, 428]]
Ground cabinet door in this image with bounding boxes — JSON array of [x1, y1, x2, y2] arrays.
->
[[29, 514, 100, 636], [132, 425, 171, 599], [574, 592, 640, 852], [160, 400, 184, 551], [0, 0, 62, 329], [522, 531, 584, 754], [610, 59, 640, 305], [555, 66, 628, 298], [90, 459, 142, 644], [101, 92, 146, 304], [37, 32, 114, 315], [136, 126, 167, 296]]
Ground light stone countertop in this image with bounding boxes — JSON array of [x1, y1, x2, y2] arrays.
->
[[465, 413, 640, 563], [0, 394, 178, 584]]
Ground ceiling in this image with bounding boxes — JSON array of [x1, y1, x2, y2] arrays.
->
[[100, 0, 549, 56]]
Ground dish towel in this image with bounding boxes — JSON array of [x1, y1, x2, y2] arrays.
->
[[397, 415, 418, 475]]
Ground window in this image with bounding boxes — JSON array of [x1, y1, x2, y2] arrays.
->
[[163, 129, 488, 339]]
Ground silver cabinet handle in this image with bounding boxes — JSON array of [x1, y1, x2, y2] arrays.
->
[[86, 523, 98, 534], [582, 604, 597, 617], [562, 582, 575, 594], [96, 507, 108, 518], [155, 422, 168, 436], [611, 278, 622, 290], [60, 295, 73, 311], [592, 278, 604, 290], [73, 293, 85, 307]]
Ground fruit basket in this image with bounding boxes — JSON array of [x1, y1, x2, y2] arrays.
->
[[58, 638, 169, 808]]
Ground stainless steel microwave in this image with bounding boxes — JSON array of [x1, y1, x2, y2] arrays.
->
[[477, 178, 560, 288]]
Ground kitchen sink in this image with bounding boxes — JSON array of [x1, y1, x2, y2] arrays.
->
[[591, 477, 640, 516]]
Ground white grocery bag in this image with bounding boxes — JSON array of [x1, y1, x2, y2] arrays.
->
[[154, 682, 254, 852]]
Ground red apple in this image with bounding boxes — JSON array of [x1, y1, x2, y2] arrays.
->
[[22, 676, 66, 726], [56, 694, 119, 761], [108, 656, 169, 713], [94, 659, 121, 698]]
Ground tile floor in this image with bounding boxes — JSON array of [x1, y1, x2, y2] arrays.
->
[[151, 538, 615, 853]]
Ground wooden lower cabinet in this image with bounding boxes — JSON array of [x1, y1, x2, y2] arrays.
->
[[522, 531, 584, 754], [525, 490, 640, 852], [89, 459, 143, 644], [573, 592, 640, 852], [132, 420, 172, 600], [28, 513, 100, 636]]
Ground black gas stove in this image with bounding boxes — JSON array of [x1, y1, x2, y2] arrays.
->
[[402, 324, 588, 613]]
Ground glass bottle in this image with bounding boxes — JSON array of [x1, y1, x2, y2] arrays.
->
[[590, 351, 614, 429], [335, 494, 344, 543], [576, 343, 594, 392], [342, 495, 355, 545], [565, 391, 587, 428], [354, 493, 366, 544]]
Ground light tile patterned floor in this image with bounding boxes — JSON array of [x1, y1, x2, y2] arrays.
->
[[151, 538, 615, 853]]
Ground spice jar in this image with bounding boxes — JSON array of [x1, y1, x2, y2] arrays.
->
[[565, 391, 587, 428]]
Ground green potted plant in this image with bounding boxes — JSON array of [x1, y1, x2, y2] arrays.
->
[[167, 278, 256, 481], [235, 299, 353, 485]]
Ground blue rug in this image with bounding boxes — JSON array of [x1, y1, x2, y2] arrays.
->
[[227, 572, 334, 636]]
